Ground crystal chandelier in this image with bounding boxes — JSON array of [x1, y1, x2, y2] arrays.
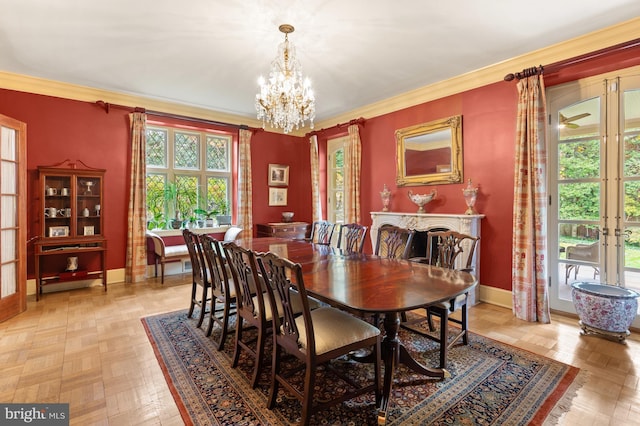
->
[[255, 24, 315, 134]]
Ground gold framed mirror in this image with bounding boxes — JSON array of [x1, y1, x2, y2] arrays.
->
[[396, 115, 463, 186]]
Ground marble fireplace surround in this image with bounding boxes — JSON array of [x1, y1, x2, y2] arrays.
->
[[370, 211, 484, 303]]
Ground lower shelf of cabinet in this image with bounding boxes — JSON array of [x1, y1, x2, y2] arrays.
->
[[40, 270, 104, 286]]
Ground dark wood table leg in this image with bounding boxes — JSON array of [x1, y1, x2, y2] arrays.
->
[[377, 312, 450, 425]]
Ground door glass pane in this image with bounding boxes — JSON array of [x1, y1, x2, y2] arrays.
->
[[1, 229, 15, 262], [624, 89, 640, 132], [1, 263, 16, 297], [558, 182, 600, 220], [558, 139, 600, 179], [327, 137, 346, 223], [1, 196, 16, 228], [1, 126, 16, 161], [1, 160, 16, 194], [558, 97, 600, 140], [623, 89, 640, 290]]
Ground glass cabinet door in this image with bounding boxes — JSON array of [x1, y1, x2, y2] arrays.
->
[[76, 175, 102, 236], [43, 175, 72, 237]]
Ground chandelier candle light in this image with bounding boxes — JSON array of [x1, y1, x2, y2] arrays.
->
[[256, 24, 315, 134]]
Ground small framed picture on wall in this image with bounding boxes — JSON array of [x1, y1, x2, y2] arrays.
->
[[269, 187, 288, 206], [268, 164, 289, 186]]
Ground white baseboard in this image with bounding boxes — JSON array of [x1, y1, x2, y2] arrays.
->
[[478, 284, 513, 309]]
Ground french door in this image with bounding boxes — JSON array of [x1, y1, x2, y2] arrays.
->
[[0, 113, 27, 322], [327, 136, 346, 224], [548, 66, 640, 322]]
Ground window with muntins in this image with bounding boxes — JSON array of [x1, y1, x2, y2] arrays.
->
[[145, 125, 232, 229]]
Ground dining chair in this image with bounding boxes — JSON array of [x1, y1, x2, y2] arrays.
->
[[200, 234, 236, 350], [406, 230, 479, 368], [255, 251, 381, 425], [337, 223, 368, 253], [374, 224, 416, 259], [307, 220, 335, 245], [222, 241, 269, 388], [183, 229, 210, 329]]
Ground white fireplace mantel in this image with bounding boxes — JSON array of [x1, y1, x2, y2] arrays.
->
[[370, 211, 485, 303]]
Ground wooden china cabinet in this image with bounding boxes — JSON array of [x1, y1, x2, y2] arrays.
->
[[34, 160, 106, 300]]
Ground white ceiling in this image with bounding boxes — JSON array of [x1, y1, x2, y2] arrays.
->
[[1, 0, 640, 124]]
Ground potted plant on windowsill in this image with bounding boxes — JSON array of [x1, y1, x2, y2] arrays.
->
[[215, 201, 231, 226], [164, 181, 198, 229], [195, 200, 229, 228], [194, 208, 217, 228]]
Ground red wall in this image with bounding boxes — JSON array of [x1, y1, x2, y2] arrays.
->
[[0, 91, 130, 276], [248, 130, 312, 232], [314, 84, 517, 290]]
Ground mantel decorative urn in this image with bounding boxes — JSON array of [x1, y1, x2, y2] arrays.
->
[[407, 189, 437, 213], [380, 184, 392, 212], [462, 179, 478, 215]]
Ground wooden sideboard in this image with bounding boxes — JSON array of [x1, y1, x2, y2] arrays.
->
[[257, 222, 310, 239]]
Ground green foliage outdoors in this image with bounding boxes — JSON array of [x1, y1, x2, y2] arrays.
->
[[558, 133, 640, 267]]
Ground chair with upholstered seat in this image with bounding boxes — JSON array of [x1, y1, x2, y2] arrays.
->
[[336, 223, 368, 253], [406, 230, 479, 368], [255, 251, 381, 425], [307, 220, 335, 245], [374, 224, 415, 259], [200, 234, 236, 350], [222, 241, 268, 388], [183, 229, 210, 328], [223, 241, 320, 388]]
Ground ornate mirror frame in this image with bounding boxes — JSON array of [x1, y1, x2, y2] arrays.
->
[[396, 115, 463, 186]]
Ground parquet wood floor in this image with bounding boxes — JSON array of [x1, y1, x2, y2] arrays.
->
[[1, 276, 639, 425]]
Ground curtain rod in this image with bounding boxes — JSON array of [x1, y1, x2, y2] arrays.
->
[[94, 100, 256, 131], [503, 37, 640, 81], [306, 117, 366, 137]]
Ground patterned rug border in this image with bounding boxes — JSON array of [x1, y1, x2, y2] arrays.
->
[[142, 309, 586, 425], [142, 313, 195, 426]]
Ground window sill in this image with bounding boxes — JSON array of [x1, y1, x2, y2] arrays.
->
[[151, 226, 230, 237]]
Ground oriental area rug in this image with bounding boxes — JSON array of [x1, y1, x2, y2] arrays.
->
[[142, 309, 584, 425]]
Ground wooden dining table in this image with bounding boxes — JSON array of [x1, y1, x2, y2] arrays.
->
[[234, 237, 477, 424]]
